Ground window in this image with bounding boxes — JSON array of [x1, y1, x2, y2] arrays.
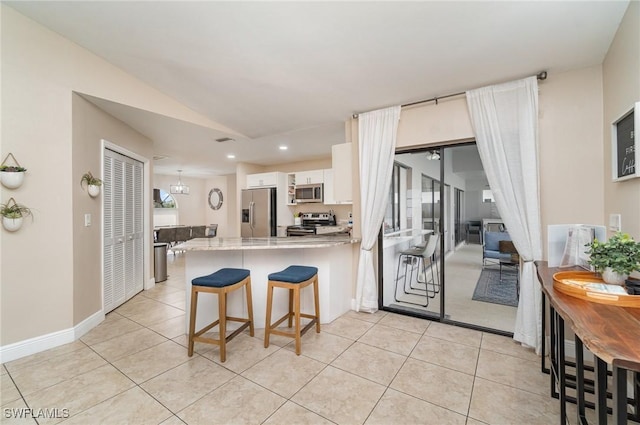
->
[[422, 175, 440, 233], [384, 162, 410, 234], [154, 188, 176, 208]]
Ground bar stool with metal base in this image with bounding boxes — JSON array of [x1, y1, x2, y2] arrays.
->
[[264, 265, 320, 355], [394, 233, 440, 306], [188, 268, 254, 362]]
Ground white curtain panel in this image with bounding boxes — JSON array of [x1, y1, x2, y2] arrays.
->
[[356, 105, 401, 312], [466, 77, 543, 353]]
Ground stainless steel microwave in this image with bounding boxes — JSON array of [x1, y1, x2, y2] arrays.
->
[[295, 183, 323, 203]]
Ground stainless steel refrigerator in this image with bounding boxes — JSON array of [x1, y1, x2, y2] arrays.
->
[[241, 188, 277, 237]]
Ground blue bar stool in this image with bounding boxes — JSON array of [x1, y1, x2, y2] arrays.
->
[[188, 268, 254, 362], [264, 265, 320, 355]]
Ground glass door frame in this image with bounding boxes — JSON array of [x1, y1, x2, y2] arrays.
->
[[377, 142, 513, 337]]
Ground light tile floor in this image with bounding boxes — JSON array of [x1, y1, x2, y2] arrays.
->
[[1, 255, 566, 425]]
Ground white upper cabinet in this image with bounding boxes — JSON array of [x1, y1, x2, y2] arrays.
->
[[332, 143, 352, 203], [246, 172, 293, 226], [295, 169, 324, 185], [247, 172, 278, 188], [323, 169, 335, 205]]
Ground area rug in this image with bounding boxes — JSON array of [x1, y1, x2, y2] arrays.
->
[[471, 268, 518, 307]]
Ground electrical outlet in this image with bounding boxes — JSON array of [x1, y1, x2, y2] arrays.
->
[[84, 213, 91, 227]]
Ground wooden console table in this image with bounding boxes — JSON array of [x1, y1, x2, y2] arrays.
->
[[536, 261, 640, 424]]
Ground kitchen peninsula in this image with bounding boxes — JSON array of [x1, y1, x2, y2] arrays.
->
[[174, 236, 360, 333]]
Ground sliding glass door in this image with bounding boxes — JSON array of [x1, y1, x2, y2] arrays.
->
[[380, 152, 441, 318], [379, 143, 516, 334]]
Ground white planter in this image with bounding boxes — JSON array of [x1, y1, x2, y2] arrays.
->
[[88, 184, 101, 197], [2, 216, 23, 232], [602, 267, 628, 285], [1, 171, 25, 189]]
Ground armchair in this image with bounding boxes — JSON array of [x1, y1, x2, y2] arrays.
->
[[483, 231, 513, 268]]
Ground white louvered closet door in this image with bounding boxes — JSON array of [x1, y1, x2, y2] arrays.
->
[[104, 149, 144, 313]]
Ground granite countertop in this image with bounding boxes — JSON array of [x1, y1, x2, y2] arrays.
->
[[174, 236, 361, 251]]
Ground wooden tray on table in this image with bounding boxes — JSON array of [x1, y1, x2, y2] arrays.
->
[[552, 271, 640, 307]]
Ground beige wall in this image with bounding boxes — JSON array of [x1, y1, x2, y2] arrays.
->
[[72, 95, 154, 324], [204, 175, 235, 238], [603, 1, 640, 242], [153, 174, 207, 226], [1, 6, 235, 346], [152, 173, 235, 237], [397, 97, 474, 148], [384, 65, 606, 259], [538, 65, 606, 254]]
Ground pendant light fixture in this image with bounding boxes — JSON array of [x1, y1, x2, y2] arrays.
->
[[170, 170, 190, 194]]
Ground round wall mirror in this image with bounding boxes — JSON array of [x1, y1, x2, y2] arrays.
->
[[208, 188, 223, 210]]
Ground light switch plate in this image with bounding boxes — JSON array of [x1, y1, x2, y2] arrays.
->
[[84, 213, 91, 227], [609, 213, 621, 232]]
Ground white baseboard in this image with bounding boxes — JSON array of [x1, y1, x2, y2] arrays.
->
[[0, 310, 104, 364], [73, 310, 105, 340]]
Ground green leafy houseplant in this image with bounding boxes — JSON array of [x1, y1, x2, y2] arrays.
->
[[1, 198, 33, 231], [1, 200, 32, 220], [585, 232, 640, 275], [0, 164, 27, 189], [80, 171, 102, 188], [0, 165, 27, 172]]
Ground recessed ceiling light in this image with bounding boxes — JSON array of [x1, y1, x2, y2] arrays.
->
[[279, 145, 288, 151], [227, 154, 236, 159]]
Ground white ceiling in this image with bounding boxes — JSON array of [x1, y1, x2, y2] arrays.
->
[[6, 1, 629, 177]]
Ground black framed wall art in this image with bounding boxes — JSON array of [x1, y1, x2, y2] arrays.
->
[[612, 102, 639, 182]]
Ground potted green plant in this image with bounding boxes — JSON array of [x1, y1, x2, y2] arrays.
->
[[80, 171, 102, 197], [0, 165, 27, 189], [585, 232, 640, 284], [1, 198, 33, 232]]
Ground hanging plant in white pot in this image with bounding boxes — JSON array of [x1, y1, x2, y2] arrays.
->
[[0, 153, 27, 189], [1, 197, 33, 232], [80, 171, 102, 198], [586, 232, 640, 285]]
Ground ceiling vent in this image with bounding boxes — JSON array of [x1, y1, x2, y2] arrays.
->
[[153, 155, 168, 161], [215, 137, 235, 143]]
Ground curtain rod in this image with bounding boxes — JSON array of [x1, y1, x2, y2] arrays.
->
[[352, 71, 547, 118]]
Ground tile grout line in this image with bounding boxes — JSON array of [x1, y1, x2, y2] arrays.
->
[[360, 323, 423, 424]]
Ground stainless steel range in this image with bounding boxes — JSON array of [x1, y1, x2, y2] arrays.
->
[[286, 212, 347, 236]]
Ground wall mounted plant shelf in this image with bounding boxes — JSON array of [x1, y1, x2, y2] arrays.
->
[[0, 153, 27, 189], [1, 197, 33, 232]]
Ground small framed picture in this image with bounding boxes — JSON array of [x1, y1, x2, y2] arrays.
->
[[611, 102, 639, 182]]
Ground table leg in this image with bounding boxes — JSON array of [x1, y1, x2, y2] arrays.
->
[[594, 356, 608, 424], [557, 312, 567, 425], [542, 294, 549, 374], [612, 366, 627, 425], [575, 336, 587, 424], [550, 305, 558, 398]]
